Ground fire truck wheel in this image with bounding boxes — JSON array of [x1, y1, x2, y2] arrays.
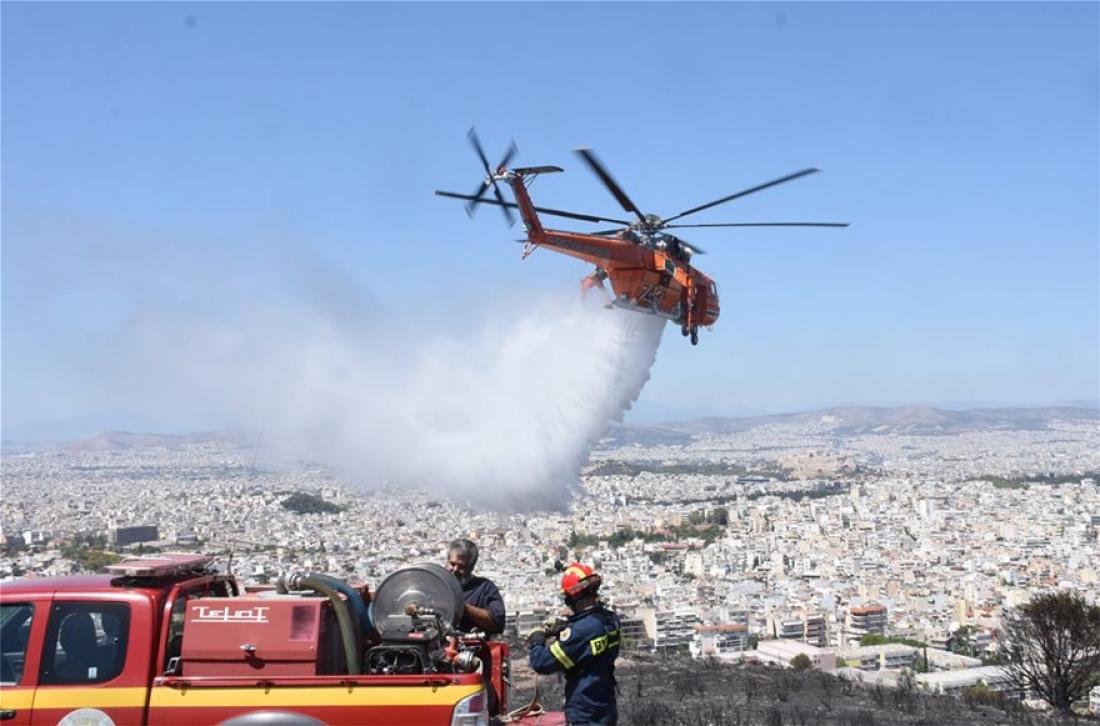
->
[[218, 712, 327, 726], [58, 709, 114, 726]]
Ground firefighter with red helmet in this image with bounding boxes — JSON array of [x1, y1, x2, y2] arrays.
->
[[526, 562, 621, 725]]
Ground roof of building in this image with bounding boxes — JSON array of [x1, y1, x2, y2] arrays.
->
[[850, 604, 887, 614], [695, 623, 748, 633], [916, 666, 1009, 687], [756, 639, 825, 657], [837, 643, 918, 657]]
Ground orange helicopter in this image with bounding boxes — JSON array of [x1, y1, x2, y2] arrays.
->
[[437, 130, 847, 345]]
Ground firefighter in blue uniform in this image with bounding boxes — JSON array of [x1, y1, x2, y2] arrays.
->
[[526, 562, 620, 725]]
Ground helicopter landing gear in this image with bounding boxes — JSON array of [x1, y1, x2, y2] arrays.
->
[[681, 325, 690, 337], [690, 326, 699, 346]]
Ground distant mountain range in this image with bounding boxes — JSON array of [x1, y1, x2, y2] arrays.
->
[[3, 405, 1096, 452], [2, 410, 182, 444], [63, 430, 254, 452], [605, 405, 1100, 447], [1, 429, 252, 453]]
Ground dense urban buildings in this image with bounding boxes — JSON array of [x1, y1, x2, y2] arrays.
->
[[2, 408, 1098, 700]]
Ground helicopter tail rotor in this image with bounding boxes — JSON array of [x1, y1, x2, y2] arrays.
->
[[465, 127, 518, 227]]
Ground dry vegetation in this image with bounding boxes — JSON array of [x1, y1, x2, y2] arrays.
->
[[507, 651, 1086, 725]]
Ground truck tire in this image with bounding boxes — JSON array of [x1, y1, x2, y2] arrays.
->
[[218, 712, 327, 726]]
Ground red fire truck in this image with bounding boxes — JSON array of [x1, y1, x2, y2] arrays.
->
[[0, 554, 557, 725]]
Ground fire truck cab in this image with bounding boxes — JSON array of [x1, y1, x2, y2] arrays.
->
[[0, 554, 511, 725]]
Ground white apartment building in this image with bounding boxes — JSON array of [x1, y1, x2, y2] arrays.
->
[[835, 643, 917, 671], [655, 607, 699, 651], [844, 604, 888, 645], [619, 615, 650, 650], [767, 609, 828, 647], [692, 623, 751, 657], [755, 639, 836, 673], [916, 666, 1015, 696]]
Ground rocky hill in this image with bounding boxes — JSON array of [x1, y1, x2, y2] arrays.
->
[[607, 405, 1099, 446]]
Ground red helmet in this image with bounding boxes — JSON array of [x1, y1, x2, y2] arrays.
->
[[560, 562, 601, 598]]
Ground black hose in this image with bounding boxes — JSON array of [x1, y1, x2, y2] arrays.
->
[[303, 573, 374, 641]]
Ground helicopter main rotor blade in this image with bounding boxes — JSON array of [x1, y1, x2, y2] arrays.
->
[[435, 191, 633, 225], [497, 142, 518, 172], [665, 222, 850, 228], [465, 180, 490, 217], [662, 168, 821, 224], [465, 127, 497, 217], [492, 181, 516, 226], [466, 129, 518, 224], [573, 148, 646, 223]]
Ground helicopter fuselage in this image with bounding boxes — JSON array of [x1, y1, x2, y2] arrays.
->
[[507, 173, 720, 332]]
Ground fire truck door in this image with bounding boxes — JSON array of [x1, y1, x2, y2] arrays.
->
[[155, 578, 224, 679], [30, 599, 151, 726], [0, 599, 49, 726]]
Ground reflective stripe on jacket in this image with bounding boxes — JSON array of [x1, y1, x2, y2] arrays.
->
[[529, 605, 620, 724]]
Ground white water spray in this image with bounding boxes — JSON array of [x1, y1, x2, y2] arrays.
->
[[308, 298, 665, 509], [119, 292, 664, 510]]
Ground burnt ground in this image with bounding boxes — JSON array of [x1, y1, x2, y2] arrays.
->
[[505, 650, 1086, 726]]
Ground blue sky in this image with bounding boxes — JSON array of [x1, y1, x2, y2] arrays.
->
[[3, 2, 1098, 432]]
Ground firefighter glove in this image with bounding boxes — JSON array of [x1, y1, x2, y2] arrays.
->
[[525, 628, 547, 649]]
